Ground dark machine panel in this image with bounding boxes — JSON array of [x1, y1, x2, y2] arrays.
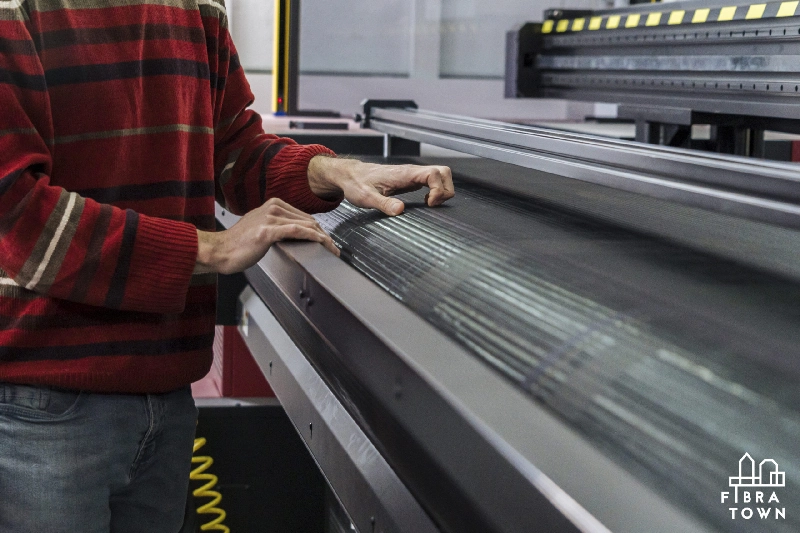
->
[[508, 0, 800, 118], [506, 0, 800, 153]]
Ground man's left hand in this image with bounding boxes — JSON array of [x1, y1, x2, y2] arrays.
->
[[308, 156, 454, 216]]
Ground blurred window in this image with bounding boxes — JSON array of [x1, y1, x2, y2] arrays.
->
[[230, 0, 603, 78], [229, 0, 275, 72], [300, 0, 412, 76], [440, 0, 600, 78]]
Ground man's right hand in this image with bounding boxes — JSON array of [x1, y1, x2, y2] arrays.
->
[[194, 198, 339, 275]]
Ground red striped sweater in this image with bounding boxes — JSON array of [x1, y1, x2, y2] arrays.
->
[[0, 0, 338, 393]]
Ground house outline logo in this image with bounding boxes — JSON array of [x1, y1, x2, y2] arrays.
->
[[722, 453, 787, 521], [729, 453, 786, 489]]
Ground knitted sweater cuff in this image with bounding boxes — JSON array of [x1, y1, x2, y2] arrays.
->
[[266, 144, 341, 214], [123, 215, 198, 313]]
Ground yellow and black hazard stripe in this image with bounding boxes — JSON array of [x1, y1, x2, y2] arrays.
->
[[541, 0, 800, 33]]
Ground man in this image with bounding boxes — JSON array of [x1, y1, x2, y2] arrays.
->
[[0, 0, 454, 529]]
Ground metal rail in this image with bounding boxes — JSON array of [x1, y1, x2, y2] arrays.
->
[[371, 108, 800, 202], [367, 106, 800, 279]]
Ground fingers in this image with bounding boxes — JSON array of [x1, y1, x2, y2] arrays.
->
[[360, 188, 405, 217], [420, 165, 454, 207], [256, 199, 339, 256], [273, 218, 340, 257], [363, 164, 454, 214], [261, 197, 313, 221]]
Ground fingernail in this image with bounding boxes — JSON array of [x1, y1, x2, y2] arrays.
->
[[391, 200, 404, 215]]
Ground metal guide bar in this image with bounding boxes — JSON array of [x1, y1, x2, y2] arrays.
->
[[537, 85, 800, 121], [369, 107, 800, 227], [374, 120, 800, 227], [542, 0, 800, 34], [547, 24, 800, 47], [535, 75, 800, 121], [538, 54, 800, 72], [374, 107, 798, 174], [236, 286, 439, 533], [540, 74, 800, 95]]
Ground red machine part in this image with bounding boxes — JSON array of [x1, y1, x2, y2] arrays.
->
[[192, 325, 275, 398]]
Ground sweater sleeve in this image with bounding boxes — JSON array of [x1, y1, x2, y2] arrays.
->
[[0, 19, 197, 314], [211, 28, 341, 216]]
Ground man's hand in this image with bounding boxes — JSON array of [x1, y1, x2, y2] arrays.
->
[[195, 198, 339, 275], [307, 156, 454, 216], [195, 158, 454, 274]]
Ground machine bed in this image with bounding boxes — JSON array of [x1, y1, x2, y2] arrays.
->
[[223, 106, 800, 533], [315, 160, 800, 533]]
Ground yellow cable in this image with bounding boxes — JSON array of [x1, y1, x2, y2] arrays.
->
[[190, 437, 230, 533]]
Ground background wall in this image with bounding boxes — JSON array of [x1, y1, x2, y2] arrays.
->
[[228, 0, 611, 120]]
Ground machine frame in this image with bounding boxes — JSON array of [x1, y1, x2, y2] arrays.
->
[[505, 0, 800, 154]]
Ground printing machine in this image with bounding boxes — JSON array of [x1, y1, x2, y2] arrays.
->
[[505, 0, 800, 156], [218, 105, 800, 533], [217, 1, 800, 531]]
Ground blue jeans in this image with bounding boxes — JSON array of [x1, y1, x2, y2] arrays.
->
[[0, 383, 197, 533]]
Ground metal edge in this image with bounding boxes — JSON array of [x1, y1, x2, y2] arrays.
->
[[382, 107, 800, 174], [370, 108, 800, 199], [365, 114, 800, 282], [194, 397, 281, 408], [539, 87, 800, 121], [237, 285, 439, 533], [371, 119, 800, 228]]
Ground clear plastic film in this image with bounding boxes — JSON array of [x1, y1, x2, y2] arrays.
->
[[316, 178, 800, 533]]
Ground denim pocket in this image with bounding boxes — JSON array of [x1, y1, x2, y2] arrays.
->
[[0, 383, 82, 421]]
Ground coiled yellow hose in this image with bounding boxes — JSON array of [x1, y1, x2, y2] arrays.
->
[[190, 437, 230, 532]]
